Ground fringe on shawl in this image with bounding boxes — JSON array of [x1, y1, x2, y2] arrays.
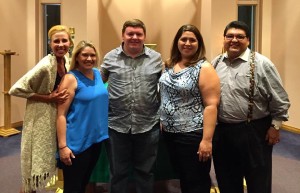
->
[[23, 171, 57, 193]]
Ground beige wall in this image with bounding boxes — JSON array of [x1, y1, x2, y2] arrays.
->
[[1, 0, 299, 129], [97, 0, 202, 60], [271, 0, 300, 128], [0, 0, 37, 125]]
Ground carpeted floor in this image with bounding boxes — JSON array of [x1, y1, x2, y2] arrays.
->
[[0, 129, 299, 193]]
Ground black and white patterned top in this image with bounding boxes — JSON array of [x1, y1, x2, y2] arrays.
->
[[159, 60, 206, 133]]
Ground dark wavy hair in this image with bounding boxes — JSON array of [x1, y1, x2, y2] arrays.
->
[[165, 24, 206, 68]]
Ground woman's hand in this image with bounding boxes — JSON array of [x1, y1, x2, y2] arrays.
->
[[50, 88, 69, 104], [198, 139, 212, 162], [59, 147, 75, 166], [28, 87, 69, 103]]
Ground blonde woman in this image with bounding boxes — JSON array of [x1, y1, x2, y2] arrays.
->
[[56, 41, 109, 193], [9, 25, 73, 193]]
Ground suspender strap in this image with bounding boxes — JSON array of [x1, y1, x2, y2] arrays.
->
[[247, 51, 256, 122]]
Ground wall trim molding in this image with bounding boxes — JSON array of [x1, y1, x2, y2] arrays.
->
[[282, 124, 300, 134], [0, 121, 23, 129]]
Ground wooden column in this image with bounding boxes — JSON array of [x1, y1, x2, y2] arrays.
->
[[0, 50, 21, 137]]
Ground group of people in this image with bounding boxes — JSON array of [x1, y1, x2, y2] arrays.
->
[[9, 18, 290, 193]]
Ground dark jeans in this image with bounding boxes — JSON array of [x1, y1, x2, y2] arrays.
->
[[61, 142, 102, 193], [213, 116, 273, 193], [106, 126, 160, 193], [162, 130, 212, 193]]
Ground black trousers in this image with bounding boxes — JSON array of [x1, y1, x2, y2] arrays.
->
[[213, 116, 273, 193], [163, 130, 212, 193], [61, 142, 102, 193], [106, 127, 160, 193]]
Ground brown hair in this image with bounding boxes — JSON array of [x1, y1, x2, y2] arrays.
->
[[165, 24, 206, 68], [122, 19, 146, 35]]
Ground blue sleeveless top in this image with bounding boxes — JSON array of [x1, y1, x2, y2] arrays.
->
[[159, 60, 205, 133], [66, 68, 108, 154]]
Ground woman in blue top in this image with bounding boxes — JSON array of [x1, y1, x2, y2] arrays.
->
[[56, 40, 108, 193], [159, 24, 220, 193]]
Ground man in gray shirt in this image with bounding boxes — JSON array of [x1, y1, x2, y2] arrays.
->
[[211, 21, 290, 193], [100, 19, 162, 193]]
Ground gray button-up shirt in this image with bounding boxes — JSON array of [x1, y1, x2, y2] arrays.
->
[[212, 48, 290, 123], [101, 45, 163, 134]]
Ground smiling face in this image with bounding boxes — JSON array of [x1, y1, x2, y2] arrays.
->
[[49, 31, 71, 59], [76, 46, 97, 71], [122, 26, 145, 56], [223, 28, 250, 60], [178, 31, 199, 60]]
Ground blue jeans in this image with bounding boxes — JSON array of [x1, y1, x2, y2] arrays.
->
[[107, 126, 159, 193]]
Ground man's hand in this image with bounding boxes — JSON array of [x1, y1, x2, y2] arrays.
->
[[265, 127, 280, 145]]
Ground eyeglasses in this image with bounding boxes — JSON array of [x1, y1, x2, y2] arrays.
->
[[225, 34, 247, 41]]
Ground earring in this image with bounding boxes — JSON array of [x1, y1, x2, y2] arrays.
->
[[68, 47, 74, 57]]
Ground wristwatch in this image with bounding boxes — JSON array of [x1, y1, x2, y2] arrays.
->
[[271, 124, 280, 130]]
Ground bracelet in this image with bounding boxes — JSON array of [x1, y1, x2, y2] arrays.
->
[[59, 146, 67, 150]]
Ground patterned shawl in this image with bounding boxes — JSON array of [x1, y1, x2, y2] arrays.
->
[[9, 54, 69, 192]]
